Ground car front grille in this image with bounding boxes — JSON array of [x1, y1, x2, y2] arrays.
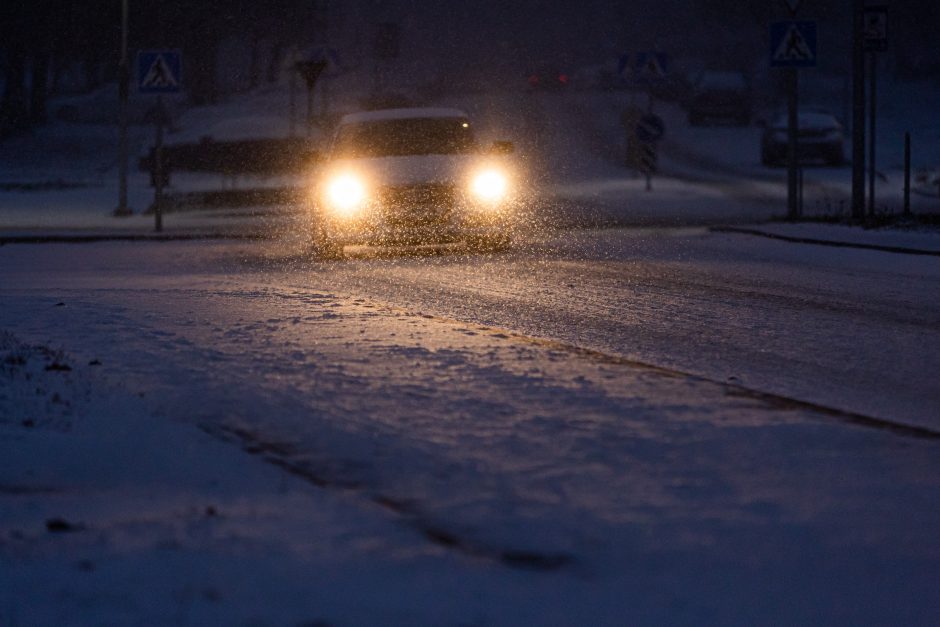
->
[[378, 183, 458, 225]]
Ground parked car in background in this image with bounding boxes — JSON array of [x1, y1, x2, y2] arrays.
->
[[686, 71, 752, 126], [760, 109, 845, 167], [526, 66, 570, 91]]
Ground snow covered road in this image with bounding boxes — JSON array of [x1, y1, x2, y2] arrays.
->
[[2, 229, 939, 625]]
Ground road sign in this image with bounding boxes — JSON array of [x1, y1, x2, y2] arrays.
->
[[635, 113, 665, 142], [633, 52, 669, 85], [863, 5, 888, 52], [137, 50, 182, 94], [770, 21, 817, 68]]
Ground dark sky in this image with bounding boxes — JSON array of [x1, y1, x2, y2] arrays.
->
[[348, 0, 694, 79]]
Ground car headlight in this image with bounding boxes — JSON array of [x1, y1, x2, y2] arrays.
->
[[325, 174, 366, 216], [470, 169, 508, 203]]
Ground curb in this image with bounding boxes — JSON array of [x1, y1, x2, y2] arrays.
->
[[710, 226, 940, 257], [0, 232, 269, 246]]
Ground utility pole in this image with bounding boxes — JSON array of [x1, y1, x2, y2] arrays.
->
[[115, 0, 132, 216], [850, 0, 866, 220]]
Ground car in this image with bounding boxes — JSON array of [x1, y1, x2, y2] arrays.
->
[[760, 109, 845, 167], [309, 107, 519, 257], [526, 67, 570, 91], [686, 71, 752, 126]]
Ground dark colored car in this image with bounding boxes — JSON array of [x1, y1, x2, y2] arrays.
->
[[687, 71, 752, 126], [760, 110, 845, 167], [526, 67, 570, 91]]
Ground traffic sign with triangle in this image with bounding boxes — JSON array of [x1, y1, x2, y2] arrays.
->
[[769, 21, 817, 68], [137, 51, 182, 94]]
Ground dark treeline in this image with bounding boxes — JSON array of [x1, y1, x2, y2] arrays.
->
[[0, 0, 326, 136]]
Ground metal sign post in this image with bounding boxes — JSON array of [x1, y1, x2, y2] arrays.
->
[[770, 19, 817, 220], [635, 113, 665, 192], [137, 50, 182, 233], [787, 68, 800, 219], [153, 97, 166, 233]]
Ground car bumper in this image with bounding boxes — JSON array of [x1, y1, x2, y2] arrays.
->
[[317, 201, 515, 246]]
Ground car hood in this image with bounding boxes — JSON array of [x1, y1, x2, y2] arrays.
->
[[326, 154, 482, 187]]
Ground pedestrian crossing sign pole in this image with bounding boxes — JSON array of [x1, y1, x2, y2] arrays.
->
[[137, 50, 182, 233], [770, 20, 816, 220]]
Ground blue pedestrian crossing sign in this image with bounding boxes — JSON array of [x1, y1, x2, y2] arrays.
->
[[770, 21, 817, 68], [137, 50, 182, 94]]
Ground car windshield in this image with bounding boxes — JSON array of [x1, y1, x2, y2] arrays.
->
[[332, 118, 476, 159]]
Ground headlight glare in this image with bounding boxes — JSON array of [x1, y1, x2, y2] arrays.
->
[[326, 174, 366, 215], [471, 169, 508, 203]]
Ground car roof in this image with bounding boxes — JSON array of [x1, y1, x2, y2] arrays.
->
[[339, 108, 469, 125]]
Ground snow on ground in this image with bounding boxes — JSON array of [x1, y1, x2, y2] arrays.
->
[[1, 237, 939, 626]]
